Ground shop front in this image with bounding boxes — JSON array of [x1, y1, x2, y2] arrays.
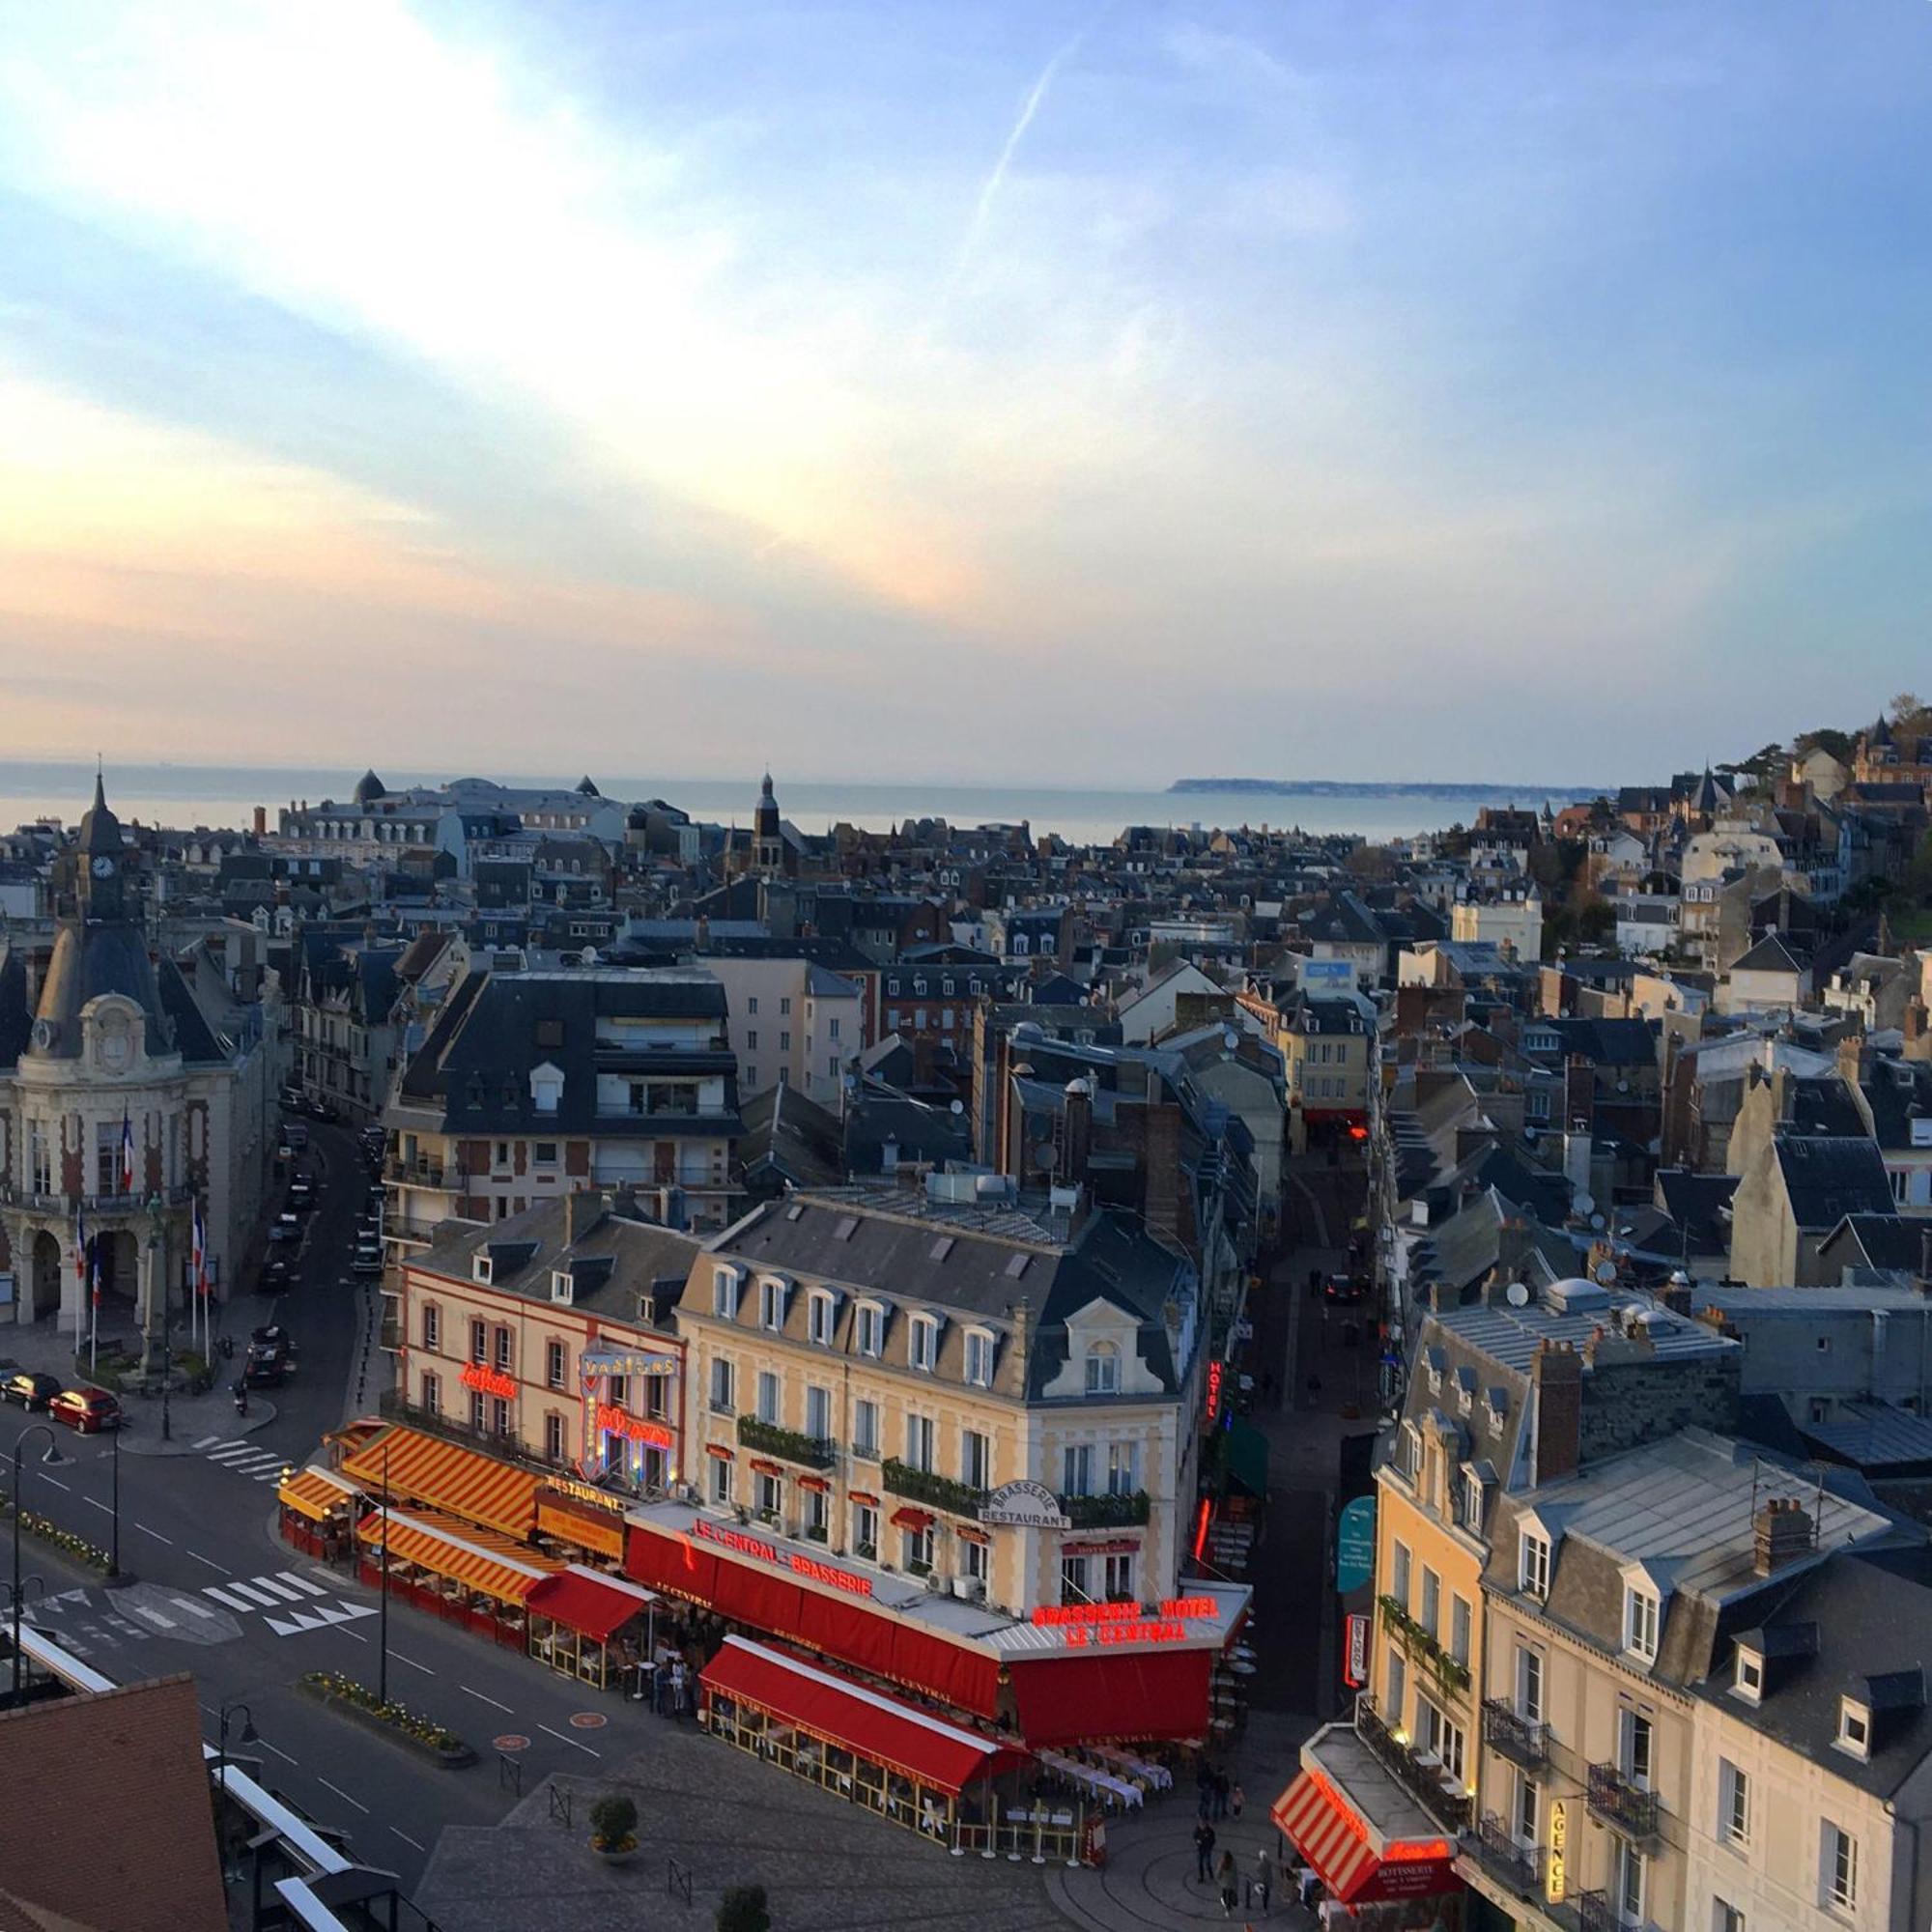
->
[[356, 1505, 558, 1649], [1272, 1725, 1465, 1929], [699, 1635, 1035, 1853], [275, 1464, 357, 1561], [338, 1424, 543, 1542], [526, 1565, 657, 1690], [534, 1480, 629, 1566]]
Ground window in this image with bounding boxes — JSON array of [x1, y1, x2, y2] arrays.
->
[[779, 1031, 791, 1052], [853, 1399, 880, 1459], [1420, 1567, 1441, 1639], [546, 1340, 565, 1388], [1390, 1540, 1411, 1613], [755, 1471, 781, 1516], [1614, 1838, 1645, 1924], [494, 1325, 512, 1372], [1418, 1700, 1464, 1781], [544, 1412, 565, 1462], [645, 1376, 668, 1420], [420, 1370, 440, 1413], [1514, 1771, 1538, 1846], [1461, 1469, 1486, 1529], [491, 1396, 510, 1436], [532, 1141, 557, 1164], [808, 1292, 836, 1347], [856, 1303, 885, 1357], [1837, 1700, 1870, 1759], [1734, 1647, 1763, 1701], [905, 1413, 935, 1472], [909, 1315, 939, 1372], [469, 1390, 486, 1431], [1084, 1342, 1120, 1395], [1060, 1553, 1092, 1605], [963, 1330, 994, 1387], [1624, 1584, 1660, 1662], [746, 1030, 757, 1050], [1450, 1596, 1471, 1667], [1385, 1648, 1406, 1729], [759, 1279, 786, 1332], [1714, 1901, 1746, 1932], [1103, 1552, 1135, 1600], [1719, 1758, 1750, 1849], [963, 1536, 988, 1584], [710, 1456, 731, 1505], [748, 996, 758, 1015], [422, 1303, 441, 1351], [709, 1357, 735, 1414], [828, 1017, 840, 1040], [469, 1319, 487, 1365], [1062, 1443, 1094, 1495], [28, 1124, 49, 1195], [805, 1384, 832, 1442], [962, 1429, 991, 1491], [1517, 1645, 1544, 1721], [901, 1522, 934, 1571], [1619, 1709, 1654, 1788], [780, 997, 791, 1015], [756, 1371, 780, 1425], [853, 1501, 878, 1556], [1106, 1440, 1141, 1496], [1520, 1530, 1550, 1600]]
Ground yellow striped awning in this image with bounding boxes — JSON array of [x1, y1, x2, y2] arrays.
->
[[356, 1506, 561, 1605], [339, 1425, 543, 1540], [277, 1465, 355, 1522]]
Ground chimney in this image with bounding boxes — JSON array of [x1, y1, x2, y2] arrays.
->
[[564, 1185, 605, 1247], [1904, 1003, 1932, 1064], [1060, 1077, 1094, 1185], [253, 805, 267, 838], [1532, 1340, 1582, 1484], [1752, 1496, 1814, 1577]]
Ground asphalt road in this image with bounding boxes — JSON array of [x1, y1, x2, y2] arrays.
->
[[8, 1115, 667, 1892]]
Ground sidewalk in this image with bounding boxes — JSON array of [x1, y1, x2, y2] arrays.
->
[[0, 1316, 277, 1454]]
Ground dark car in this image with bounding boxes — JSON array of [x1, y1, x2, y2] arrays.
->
[[258, 1258, 295, 1293], [287, 1184, 314, 1213], [352, 1245, 384, 1277], [1323, 1272, 1368, 1304], [1, 1371, 63, 1411], [245, 1326, 298, 1387]]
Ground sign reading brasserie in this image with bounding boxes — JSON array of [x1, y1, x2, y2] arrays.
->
[[978, 1479, 1070, 1529]]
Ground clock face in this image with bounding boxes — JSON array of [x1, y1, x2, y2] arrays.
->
[[91, 856, 115, 878], [30, 1018, 54, 1052]]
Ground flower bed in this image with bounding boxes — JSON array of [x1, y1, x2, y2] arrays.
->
[[3, 1502, 111, 1574], [298, 1671, 476, 1768]]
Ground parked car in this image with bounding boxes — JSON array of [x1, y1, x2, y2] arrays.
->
[[287, 1183, 314, 1212], [258, 1257, 295, 1293], [1, 1371, 63, 1411], [269, 1213, 301, 1245], [49, 1387, 122, 1434], [284, 1123, 310, 1151], [352, 1245, 384, 1277], [1322, 1272, 1368, 1304]]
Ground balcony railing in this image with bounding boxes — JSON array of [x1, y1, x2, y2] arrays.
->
[[0, 1183, 197, 1213], [1586, 1762, 1662, 1844], [1378, 1594, 1474, 1698], [1468, 1815, 1543, 1898], [1059, 1490, 1151, 1528], [881, 1458, 989, 1518], [1355, 1695, 1473, 1835], [737, 1415, 837, 1471], [1482, 1698, 1548, 1768], [1575, 1889, 1615, 1932], [385, 1158, 453, 1189]]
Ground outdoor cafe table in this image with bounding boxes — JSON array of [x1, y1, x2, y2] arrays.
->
[[1089, 1745, 1171, 1790], [1038, 1749, 1141, 1809]]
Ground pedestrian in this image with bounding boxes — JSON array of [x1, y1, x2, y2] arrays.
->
[[1213, 1770, 1229, 1819], [1193, 1821, 1216, 1884], [669, 1658, 687, 1721], [1216, 1850, 1237, 1917], [1196, 1769, 1213, 1822], [1253, 1844, 1273, 1911], [1231, 1780, 1245, 1820], [1296, 1862, 1320, 1910]]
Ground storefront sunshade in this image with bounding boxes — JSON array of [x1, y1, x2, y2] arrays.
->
[[340, 1426, 543, 1540], [1271, 1770, 1459, 1907], [276, 1465, 354, 1523], [525, 1568, 655, 1643], [1225, 1418, 1270, 1498], [1008, 1649, 1211, 1747], [699, 1636, 1027, 1797], [356, 1506, 559, 1605]]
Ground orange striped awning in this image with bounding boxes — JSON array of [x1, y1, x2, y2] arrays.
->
[[339, 1426, 542, 1540], [1273, 1771, 1378, 1902], [357, 1506, 561, 1605], [277, 1465, 355, 1523]]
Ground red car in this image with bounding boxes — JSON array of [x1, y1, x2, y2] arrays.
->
[[49, 1388, 123, 1434]]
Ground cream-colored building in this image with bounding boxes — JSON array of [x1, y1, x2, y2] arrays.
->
[[1451, 889, 1544, 964]]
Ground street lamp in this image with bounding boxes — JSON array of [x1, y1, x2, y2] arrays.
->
[[107, 1421, 122, 1581], [10, 1423, 69, 1700], [144, 1192, 173, 1442], [378, 1441, 391, 1708], [215, 1698, 257, 1771]]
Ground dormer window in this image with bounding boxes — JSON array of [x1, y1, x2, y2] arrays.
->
[[551, 1270, 573, 1305], [1837, 1699, 1871, 1760], [1461, 1470, 1487, 1531], [530, 1060, 563, 1114], [963, 1329, 995, 1388], [856, 1301, 885, 1358], [1399, 1420, 1424, 1482], [472, 1256, 493, 1285], [909, 1315, 939, 1373], [1739, 1646, 1770, 1708], [758, 1278, 787, 1333], [1624, 1584, 1661, 1663], [712, 1268, 740, 1320], [1519, 1529, 1551, 1601], [1084, 1341, 1120, 1396], [807, 1290, 836, 1348]]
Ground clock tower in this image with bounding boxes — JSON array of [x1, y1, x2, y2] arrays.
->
[[74, 771, 132, 923]]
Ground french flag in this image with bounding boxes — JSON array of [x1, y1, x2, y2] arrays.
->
[[119, 1110, 135, 1192], [88, 1237, 99, 1312], [192, 1197, 208, 1299], [72, 1202, 87, 1284]]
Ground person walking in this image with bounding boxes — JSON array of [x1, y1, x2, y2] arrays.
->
[[1216, 1850, 1237, 1917], [1231, 1780, 1245, 1820], [1194, 1820, 1217, 1884], [669, 1657, 688, 1722], [1213, 1770, 1230, 1820], [1252, 1843, 1274, 1913]]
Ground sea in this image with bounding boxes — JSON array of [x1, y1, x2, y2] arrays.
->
[[0, 759, 1599, 850]]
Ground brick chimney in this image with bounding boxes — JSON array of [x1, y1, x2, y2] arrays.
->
[[1532, 1340, 1583, 1484], [1058, 1078, 1094, 1186], [1753, 1496, 1814, 1577], [1904, 1002, 1932, 1064], [564, 1185, 605, 1248]]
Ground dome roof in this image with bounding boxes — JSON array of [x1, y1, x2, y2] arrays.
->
[[77, 772, 125, 857], [354, 769, 386, 804]]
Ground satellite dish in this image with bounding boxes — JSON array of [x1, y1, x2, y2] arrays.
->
[[1505, 1281, 1530, 1308], [1574, 1191, 1596, 1219], [1590, 1210, 1606, 1232], [1594, 1261, 1618, 1285], [950, 1099, 964, 1115]]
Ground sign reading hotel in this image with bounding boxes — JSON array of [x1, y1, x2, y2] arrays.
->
[[978, 1479, 1069, 1530], [1030, 1596, 1216, 1647], [690, 1518, 875, 1598]]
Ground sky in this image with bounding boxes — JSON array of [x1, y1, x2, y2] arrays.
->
[[1, 0, 1929, 786]]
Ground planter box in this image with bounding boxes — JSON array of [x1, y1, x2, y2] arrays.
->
[[296, 1678, 476, 1770]]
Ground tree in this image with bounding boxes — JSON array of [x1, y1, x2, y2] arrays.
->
[[1889, 691, 1924, 723], [1345, 843, 1396, 883], [1795, 726, 1853, 762], [718, 1885, 772, 1932]]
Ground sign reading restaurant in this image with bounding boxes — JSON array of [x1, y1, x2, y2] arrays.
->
[[978, 1479, 1070, 1530]]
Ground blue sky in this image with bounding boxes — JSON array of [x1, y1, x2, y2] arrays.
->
[[1, 1, 1927, 783]]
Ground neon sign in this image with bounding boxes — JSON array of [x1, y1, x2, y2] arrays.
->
[[595, 1403, 672, 1448], [1206, 1359, 1225, 1423], [690, 1517, 876, 1598], [1032, 1598, 1215, 1628], [460, 1363, 516, 1400], [1063, 1620, 1185, 1646]]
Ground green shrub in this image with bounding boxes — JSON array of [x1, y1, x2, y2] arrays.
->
[[717, 1884, 771, 1932], [590, 1793, 639, 1852]]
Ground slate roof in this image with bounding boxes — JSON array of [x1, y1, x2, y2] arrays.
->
[[1731, 933, 1808, 977], [1774, 1135, 1895, 1229], [1804, 1401, 1932, 1475]]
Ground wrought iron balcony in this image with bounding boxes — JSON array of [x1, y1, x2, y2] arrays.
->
[[1575, 1889, 1615, 1932], [1354, 1694, 1473, 1835], [1059, 1489, 1151, 1528], [1467, 1814, 1543, 1898], [1482, 1698, 1548, 1768], [1586, 1762, 1662, 1844], [737, 1414, 837, 1471], [881, 1458, 989, 1518]]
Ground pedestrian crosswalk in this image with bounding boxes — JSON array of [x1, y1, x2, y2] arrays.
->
[[202, 1570, 380, 1638], [191, 1435, 290, 1482], [25, 1570, 378, 1654]]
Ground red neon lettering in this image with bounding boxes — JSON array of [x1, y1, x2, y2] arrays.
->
[[594, 1403, 672, 1448], [1159, 1596, 1215, 1619], [460, 1362, 517, 1401], [788, 1554, 874, 1598]]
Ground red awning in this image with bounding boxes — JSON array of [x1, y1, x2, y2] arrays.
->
[[699, 1636, 1025, 1797], [795, 1475, 831, 1493], [1271, 1771, 1459, 1907], [890, 1507, 934, 1531], [750, 1459, 782, 1476], [1009, 1649, 1210, 1747], [704, 1444, 734, 1461], [848, 1491, 880, 1507], [525, 1569, 654, 1644]]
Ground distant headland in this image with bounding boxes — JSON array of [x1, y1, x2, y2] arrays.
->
[[1169, 778, 1604, 801]]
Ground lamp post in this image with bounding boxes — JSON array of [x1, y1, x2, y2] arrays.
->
[[215, 1698, 257, 1774], [107, 1420, 122, 1580], [145, 1191, 173, 1442], [10, 1423, 68, 1700], [378, 1440, 391, 1707]]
